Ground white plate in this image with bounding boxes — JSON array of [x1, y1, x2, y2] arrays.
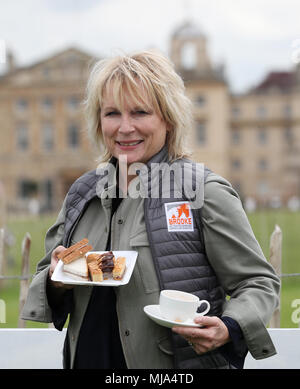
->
[[143, 305, 203, 328], [51, 250, 138, 287]]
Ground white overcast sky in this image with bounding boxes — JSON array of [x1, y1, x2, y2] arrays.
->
[[0, 0, 300, 93]]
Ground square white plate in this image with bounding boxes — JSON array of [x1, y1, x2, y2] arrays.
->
[[51, 250, 138, 287]]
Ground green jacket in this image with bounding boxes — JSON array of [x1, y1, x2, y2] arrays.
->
[[21, 171, 280, 368]]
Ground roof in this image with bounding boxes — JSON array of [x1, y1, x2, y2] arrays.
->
[[0, 46, 99, 86], [253, 71, 294, 93], [0, 46, 98, 80]]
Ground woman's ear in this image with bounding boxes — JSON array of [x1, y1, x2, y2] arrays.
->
[[166, 122, 172, 133]]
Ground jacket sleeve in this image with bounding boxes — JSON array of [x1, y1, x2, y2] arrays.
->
[[21, 199, 70, 327], [202, 173, 280, 360]]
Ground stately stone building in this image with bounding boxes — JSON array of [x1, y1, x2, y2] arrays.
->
[[1, 21, 300, 213]]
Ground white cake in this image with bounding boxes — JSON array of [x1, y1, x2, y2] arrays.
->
[[63, 256, 89, 280]]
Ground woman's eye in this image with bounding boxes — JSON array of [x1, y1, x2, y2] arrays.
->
[[135, 110, 148, 115], [105, 111, 119, 116]]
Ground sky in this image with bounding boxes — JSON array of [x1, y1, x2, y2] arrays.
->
[[0, 0, 300, 93]]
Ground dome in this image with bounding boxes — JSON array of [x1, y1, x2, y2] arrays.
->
[[172, 20, 205, 39]]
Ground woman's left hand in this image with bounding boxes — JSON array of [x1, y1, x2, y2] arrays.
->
[[172, 316, 230, 354]]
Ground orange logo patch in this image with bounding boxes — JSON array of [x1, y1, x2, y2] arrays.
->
[[165, 202, 194, 232]]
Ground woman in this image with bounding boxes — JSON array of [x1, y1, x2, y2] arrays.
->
[[22, 50, 280, 369]]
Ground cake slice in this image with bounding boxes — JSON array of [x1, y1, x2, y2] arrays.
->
[[61, 244, 93, 264], [97, 251, 115, 280], [112, 256, 126, 280], [63, 256, 89, 280], [88, 261, 103, 282], [58, 238, 93, 265], [58, 238, 88, 261], [86, 253, 102, 264]]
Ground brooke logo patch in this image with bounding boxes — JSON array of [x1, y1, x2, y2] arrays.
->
[[164, 202, 194, 232]]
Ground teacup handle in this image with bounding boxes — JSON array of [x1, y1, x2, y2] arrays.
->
[[195, 300, 210, 317]]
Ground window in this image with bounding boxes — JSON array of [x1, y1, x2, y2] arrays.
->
[[284, 127, 293, 144], [258, 158, 268, 171], [16, 123, 29, 150], [257, 127, 267, 144], [232, 159, 242, 170], [42, 66, 50, 78], [15, 98, 28, 113], [257, 105, 267, 118], [231, 129, 241, 145], [42, 179, 53, 211], [283, 104, 292, 118], [42, 123, 54, 150], [42, 97, 53, 112], [232, 106, 241, 118], [67, 96, 80, 111], [195, 95, 206, 107], [196, 122, 206, 145], [18, 180, 38, 199], [68, 123, 79, 148], [181, 42, 197, 70]]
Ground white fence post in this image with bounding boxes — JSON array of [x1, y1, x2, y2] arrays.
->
[[18, 233, 31, 328], [269, 224, 282, 328]]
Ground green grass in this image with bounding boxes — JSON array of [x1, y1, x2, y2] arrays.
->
[[247, 209, 300, 328], [0, 214, 56, 328], [0, 210, 299, 328], [5, 214, 56, 276]]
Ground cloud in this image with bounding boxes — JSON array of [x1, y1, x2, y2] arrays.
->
[[44, 0, 106, 13]]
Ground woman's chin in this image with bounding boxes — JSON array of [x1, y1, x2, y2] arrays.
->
[[116, 152, 146, 166]]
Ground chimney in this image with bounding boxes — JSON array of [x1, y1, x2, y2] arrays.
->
[[6, 48, 16, 73]]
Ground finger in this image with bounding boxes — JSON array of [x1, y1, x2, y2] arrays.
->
[[53, 245, 67, 258], [193, 315, 219, 326], [172, 325, 194, 336], [50, 279, 74, 290], [172, 326, 205, 339]]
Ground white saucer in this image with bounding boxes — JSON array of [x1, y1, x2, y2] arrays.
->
[[143, 305, 203, 329]]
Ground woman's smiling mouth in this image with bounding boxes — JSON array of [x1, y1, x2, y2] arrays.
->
[[116, 140, 144, 148]]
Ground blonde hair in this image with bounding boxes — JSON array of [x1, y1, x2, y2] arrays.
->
[[84, 50, 193, 162]]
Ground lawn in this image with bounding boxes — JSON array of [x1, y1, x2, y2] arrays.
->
[[0, 209, 299, 328], [0, 214, 56, 328], [247, 209, 300, 328]]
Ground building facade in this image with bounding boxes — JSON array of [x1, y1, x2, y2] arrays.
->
[[170, 21, 300, 208], [0, 48, 98, 212], [0, 21, 300, 213]]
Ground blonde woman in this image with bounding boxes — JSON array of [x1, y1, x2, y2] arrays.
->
[[22, 50, 280, 369]]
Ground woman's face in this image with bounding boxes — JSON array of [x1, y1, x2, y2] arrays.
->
[[100, 84, 168, 166]]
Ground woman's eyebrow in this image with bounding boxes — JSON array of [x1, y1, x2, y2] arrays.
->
[[102, 105, 118, 112]]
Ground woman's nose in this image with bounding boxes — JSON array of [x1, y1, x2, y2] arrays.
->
[[119, 114, 134, 134]]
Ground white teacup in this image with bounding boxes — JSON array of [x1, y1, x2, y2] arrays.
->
[[159, 289, 210, 323]]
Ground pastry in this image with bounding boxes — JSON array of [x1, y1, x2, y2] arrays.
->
[[63, 256, 89, 280], [112, 256, 126, 280]]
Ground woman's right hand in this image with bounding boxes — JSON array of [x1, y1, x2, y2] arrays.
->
[[48, 245, 74, 289]]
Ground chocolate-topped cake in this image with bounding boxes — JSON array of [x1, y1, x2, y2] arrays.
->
[[97, 251, 115, 278]]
